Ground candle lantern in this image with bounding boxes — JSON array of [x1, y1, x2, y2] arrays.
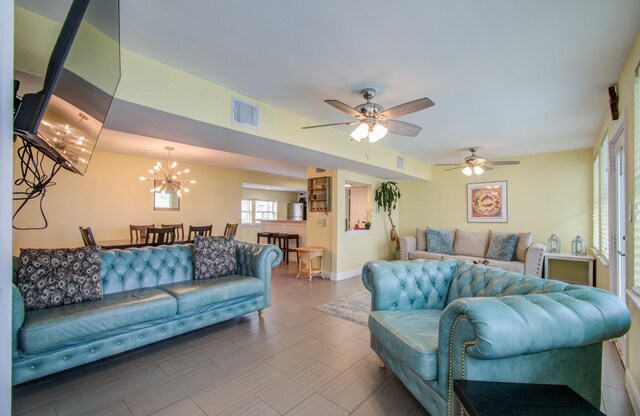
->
[[571, 235, 587, 256], [547, 234, 561, 253]]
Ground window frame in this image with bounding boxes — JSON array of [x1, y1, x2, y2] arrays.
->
[[241, 199, 278, 224]]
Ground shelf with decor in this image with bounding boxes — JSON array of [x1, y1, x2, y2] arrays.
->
[[307, 176, 331, 212]]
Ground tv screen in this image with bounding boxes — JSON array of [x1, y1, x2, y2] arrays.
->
[[14, 0, 120, 175]]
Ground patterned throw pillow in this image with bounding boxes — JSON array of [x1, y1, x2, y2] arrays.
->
[[486, 233, 519, 261], [426, 227, 454, 255], [194, 236, 237, 279], [17, 246, 103, 311]]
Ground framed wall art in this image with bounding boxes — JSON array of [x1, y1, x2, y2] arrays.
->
[[467, 181, 508, 223]]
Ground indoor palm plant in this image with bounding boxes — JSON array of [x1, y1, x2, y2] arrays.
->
[[374, 181, 401, 250]]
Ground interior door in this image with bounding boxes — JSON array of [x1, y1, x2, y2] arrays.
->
[[610, 121, 627, 362]]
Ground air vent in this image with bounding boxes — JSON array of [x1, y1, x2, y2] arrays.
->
[[232, 97, 259, 128], [315, 168, 326, 173], [396, 156, 405, 170]]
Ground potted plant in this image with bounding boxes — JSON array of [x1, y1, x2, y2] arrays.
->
[[374, 181, 401, 250], [364, 209, 372, 230]]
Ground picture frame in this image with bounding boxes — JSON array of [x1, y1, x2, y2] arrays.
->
[[467, 181, 508, 223]]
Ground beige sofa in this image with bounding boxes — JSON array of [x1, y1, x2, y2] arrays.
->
[[399, 227, 545, 277]]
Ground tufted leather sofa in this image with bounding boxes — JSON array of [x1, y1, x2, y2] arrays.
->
[[361, 259, 630, 416], [11, 242, 281, 385]]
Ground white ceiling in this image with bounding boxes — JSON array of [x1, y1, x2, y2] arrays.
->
[[106, 1, 639, 172]]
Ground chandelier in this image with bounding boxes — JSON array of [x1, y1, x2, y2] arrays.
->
[[139, 146, 195, 197]]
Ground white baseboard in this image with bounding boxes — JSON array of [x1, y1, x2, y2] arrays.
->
[[330, 268, 362, 281], [625, 368, 640, 415]]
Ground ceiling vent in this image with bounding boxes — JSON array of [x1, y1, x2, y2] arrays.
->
[[315, 168, 326, 173], [396, 156, 405, 170], [232, 97, 259, 129]]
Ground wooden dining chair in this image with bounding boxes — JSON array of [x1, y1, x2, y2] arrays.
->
[[161, 223, 184, 241], [79, 226, 97, 247], [145, 227, 175, 245], [223, 223, 238, 237], [130, 224, 155, 241], [187, 225, 213, 241]]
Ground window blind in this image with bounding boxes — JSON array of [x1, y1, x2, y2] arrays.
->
[[601, 136, 609, 260], [593, 154, 600, 252]]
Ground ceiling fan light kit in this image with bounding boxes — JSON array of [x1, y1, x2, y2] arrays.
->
[[302, 88, 434, 143], [438, 147, 520, 176]]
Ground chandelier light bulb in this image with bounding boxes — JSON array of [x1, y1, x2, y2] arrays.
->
[[140, 147, 196, 198], [139, 176, 147, 181], [462, 166, 473, 176], [473, 165, 485, 175]]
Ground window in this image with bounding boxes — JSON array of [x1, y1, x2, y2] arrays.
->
[[634, 67, 640, 288], [593, 155, 600, 251], [600, 136, 609, 260], [241, 199, 277, 224]]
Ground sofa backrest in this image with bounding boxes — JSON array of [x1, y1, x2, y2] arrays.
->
[[445, 260, 568, 305], [101, 244, 194, 295]]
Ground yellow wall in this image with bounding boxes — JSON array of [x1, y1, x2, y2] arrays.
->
[[12, 148, 303, 253], [239, 187, 301, 242], [398, 149, 592, 248]]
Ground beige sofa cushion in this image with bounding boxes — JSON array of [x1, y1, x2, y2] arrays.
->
[[409, 251, 443, 261], [453, 229, 489, 258], [416, 228, 427, 251], [491, 231, 532, 262]]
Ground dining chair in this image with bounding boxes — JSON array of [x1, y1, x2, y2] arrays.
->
[[130, 224, 155, 241], [145, 227, 175, 245], [161, 223, 184, 241], [79, 226, 97, 247], [223, 223, 238, 237], [187, 224, 213, 241]]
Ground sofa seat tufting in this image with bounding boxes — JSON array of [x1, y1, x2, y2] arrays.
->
[[159, 275, 265, 314], [369, 310, 440, 381], [20, 288, 176, 355]]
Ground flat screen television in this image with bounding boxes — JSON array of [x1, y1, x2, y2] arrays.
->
[[13, 0, 120, 175]]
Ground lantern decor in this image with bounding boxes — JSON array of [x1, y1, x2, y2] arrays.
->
[[571, 235, 587, 256], [547, 234, 561, 253]]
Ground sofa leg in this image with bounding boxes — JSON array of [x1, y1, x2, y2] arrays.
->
[[376, 355, 386, 368], [258, 309, 265, 319]]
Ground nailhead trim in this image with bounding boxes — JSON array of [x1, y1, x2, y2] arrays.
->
[[446, 314, 476, 416]]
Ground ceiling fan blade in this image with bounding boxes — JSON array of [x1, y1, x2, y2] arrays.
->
[[482, 165, 493, 172], [487, 161, 520, 166], [378, 97, 434, 120], [435, 163, 464, 166], [301, 121, 359, 129], [384, 120, 423, 137], [443, 166, 465, 172], [324, 100, 362, 118]]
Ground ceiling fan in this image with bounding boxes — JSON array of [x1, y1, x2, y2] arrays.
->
[[436, 147, 520, 176], [301, 88, 434, 143]]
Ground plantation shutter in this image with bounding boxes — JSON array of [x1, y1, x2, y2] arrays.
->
[[634, 68, 640, 287], [601, 136, 609, 260], [593, 154, 600, 252]]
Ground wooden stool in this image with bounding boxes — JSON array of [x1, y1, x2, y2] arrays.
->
[[296, 246, 325, 281], [257, 231, 273, 244], [273, 233, 300, 264]]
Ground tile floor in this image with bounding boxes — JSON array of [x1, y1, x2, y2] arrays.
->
[[12, 262, 636, 415]]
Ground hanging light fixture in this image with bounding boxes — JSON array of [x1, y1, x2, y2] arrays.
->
[[461, 166, 473, 176], [350, 121, 388, 143], [139, 146, 196, 197]]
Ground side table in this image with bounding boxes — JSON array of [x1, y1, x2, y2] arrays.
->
[[296, 246, 325, 281], [543, 252, 595, 286], [453, 380, 604, 416]]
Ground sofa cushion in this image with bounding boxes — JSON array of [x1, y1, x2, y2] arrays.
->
[[369, 310, 440, 381], [20, 288, 177, 354], [194, 236, 237, 279], [486, 232, 519, 261], [416, 227, 428, 251], [492, 231, 532, 262], [159, 275, 264, 314], [17, 247, 103, 311], [409, 251, 444, 261], [426, 228, 454, 255], [453, 229, 489, 257], [484, 259, 525, 274]]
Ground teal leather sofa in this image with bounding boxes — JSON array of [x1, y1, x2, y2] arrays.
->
[[361, 259, 630, 416], [11, 242, 281, 385]]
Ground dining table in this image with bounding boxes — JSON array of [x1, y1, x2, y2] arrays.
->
[[96, 239, 190, 250]]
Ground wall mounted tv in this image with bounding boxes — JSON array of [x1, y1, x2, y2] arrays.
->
[[13, 0, 121, 175]]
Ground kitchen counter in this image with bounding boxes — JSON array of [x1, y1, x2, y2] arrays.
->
[[259, 220, 307, 250]]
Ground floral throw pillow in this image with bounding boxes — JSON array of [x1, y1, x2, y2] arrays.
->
[[17, 246, 103, 311], [194, 236, 237, 279]]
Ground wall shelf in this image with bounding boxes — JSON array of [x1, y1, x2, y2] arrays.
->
[[308, 177, 330, 212]]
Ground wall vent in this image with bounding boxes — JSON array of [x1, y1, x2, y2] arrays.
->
[[232, 97, 259, 128], [396, 156, 405, 170], [315, 168, 326, 173]]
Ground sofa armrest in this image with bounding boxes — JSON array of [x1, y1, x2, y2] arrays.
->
[[399, 236, 416, 260], [438, 288, 630, 362], [12, 284, 25, 359], [235, 242, 282, 307], [524, 242, 545, 277]]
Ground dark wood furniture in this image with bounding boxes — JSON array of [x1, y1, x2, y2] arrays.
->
[[273, 233, 299, 264], [257, 231, 273, 244], [130, 224, 155, 241], [187, 224, 213, 241], [224, 223, 238, 237], [96, 239, 188, 250], [145, 227, 175, 245], [79, 226, 97, 247], [453, 380, 604, 416], [161, 223, 185, 240]]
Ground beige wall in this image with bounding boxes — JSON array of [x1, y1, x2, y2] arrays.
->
[[12, 148, 304, 253], [398, 149, 593, 248]]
